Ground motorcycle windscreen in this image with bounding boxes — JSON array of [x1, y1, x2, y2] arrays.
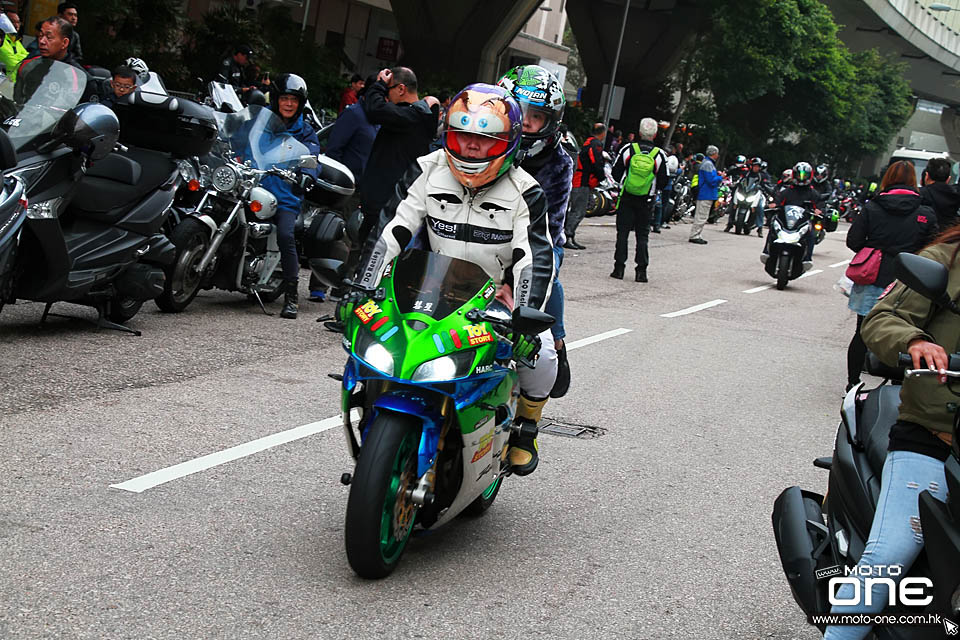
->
[[784, 205, 806, 231], [214, 105, 308, 171], [391, 249, 491, 319], [0, 59, 88, 155]]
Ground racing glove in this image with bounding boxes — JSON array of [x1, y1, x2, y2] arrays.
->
[[512, 332, 541, 367]]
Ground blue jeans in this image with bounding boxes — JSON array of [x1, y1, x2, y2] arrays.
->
[[545, 245, 565, 342], [754, 205, 765, 230], [275, 208, 299, 281], [652, 198, 663, 229], [823, 450, 948, 640]]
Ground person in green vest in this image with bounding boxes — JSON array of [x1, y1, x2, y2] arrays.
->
[[0, 10, 26, 82], [610, 117, 668, 282]]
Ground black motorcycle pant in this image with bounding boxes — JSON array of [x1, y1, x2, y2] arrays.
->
[[276, 208, 299, 281], [614, 193, 653, 269]]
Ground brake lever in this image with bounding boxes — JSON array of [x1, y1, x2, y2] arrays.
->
[[341, 279, 386, 302]]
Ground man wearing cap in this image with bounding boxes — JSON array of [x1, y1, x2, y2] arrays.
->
[[217, 44, 254, 97]]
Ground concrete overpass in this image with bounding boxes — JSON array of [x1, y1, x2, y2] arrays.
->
[[825, 0, 960, 161]]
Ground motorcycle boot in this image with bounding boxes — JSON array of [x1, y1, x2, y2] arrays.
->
[[610, 264, 625, 279], [280, 280, 299, 319], [635, 268, 647, 283], [509, 394, 547, 476]]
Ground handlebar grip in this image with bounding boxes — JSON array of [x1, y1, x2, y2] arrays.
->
[[898, 353, 914, 369]]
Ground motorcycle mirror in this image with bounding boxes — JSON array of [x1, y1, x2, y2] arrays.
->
[[299, 154, 319, 170], [511, 306, 555, 336], [895, 253, 953, 309]]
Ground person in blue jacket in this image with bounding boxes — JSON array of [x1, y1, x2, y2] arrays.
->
[[264, 73, 320, 319], [689, 145, 723, 244]]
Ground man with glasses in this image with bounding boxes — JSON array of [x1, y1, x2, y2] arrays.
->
[[354, 66, 439, 274]]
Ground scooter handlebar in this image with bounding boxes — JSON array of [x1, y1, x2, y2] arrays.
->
[[899, 352, 960, 377]]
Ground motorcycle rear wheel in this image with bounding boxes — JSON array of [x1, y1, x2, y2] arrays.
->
[[107, 296, 143, 323], [463, 476, 502, 516], [776, 253, 790, 290], [344, 412, 420, 579]]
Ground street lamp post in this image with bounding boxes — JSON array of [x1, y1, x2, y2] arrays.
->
[[603, 0, 631, 131]]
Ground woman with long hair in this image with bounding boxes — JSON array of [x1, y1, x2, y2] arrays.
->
[[845, 161, 938, 391]]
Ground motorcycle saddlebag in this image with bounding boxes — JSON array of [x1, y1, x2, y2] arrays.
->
[[302, 211, 345, 259], [114, 91, 218, 158], [771, 487, 832, 623], [305, 155, 356, 208]]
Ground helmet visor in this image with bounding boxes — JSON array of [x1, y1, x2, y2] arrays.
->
[[444, 130, 511, 162]]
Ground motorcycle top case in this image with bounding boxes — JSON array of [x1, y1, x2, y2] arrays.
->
[[306, 155, 356, 208], [113, 91, 218, 158]]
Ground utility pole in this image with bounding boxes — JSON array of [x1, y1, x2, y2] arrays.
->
[[603, 0, 631, 130]]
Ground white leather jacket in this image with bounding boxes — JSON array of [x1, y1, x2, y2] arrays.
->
[[358, 149, 555, 311]]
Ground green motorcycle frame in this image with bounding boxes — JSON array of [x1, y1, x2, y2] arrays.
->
[[338, 248, 552, 578]]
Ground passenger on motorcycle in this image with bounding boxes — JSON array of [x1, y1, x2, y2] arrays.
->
[[823, 235, 955, 639], [498, 64, 573, 398], [764, 161, 818, 266], [812, 164, 833, 204], [262, 73, 321, 319], [353, 83, 557, 476]]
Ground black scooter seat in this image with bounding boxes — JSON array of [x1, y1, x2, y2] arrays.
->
[[857, 384, 901, 474], [70, 148, 176, 224]]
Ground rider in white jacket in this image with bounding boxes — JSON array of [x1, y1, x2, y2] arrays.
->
[[358, 83, 557, 475]]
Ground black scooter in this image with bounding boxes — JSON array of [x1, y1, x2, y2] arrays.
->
[[772, 253, 960, 639], [0, 60, 179, 335]]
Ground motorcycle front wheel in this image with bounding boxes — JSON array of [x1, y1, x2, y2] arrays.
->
[[344, 412, 421, 579], [156, 217, 210, 313], [776, 253, 791, 290], [107, 296, 143, 323]]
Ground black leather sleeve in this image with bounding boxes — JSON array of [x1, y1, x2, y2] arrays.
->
[[516, 184, 554, 311]]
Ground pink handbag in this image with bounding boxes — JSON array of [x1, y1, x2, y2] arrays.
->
[[845, 247, 882, 285]]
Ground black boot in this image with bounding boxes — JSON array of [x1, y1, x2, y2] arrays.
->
[[280, 280, 299, 319], [635, 268, 647, 283], [610, 264, 624, 279]]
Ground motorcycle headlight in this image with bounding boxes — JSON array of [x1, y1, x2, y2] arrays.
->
[[735, 192, 745, 202], [354, 330, 394, 376], [411, 351, 476, 382], [212, 165, 239, 193], [176, 159, 198, 183]]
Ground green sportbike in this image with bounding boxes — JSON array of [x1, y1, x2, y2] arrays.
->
[[336, 248, 554, 578]]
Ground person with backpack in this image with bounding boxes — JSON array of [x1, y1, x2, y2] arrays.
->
[[565, 122, 606, 250], [610, 117, 668, 282]]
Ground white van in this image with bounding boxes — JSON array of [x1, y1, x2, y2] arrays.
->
[[888, 148, 952, 184]]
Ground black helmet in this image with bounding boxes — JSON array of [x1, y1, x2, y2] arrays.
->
[[813, 164, 829, 183], [270, 73, 308, 121], [749, 156, 762, 167], [793, 161, 813, 186], [54, 103, 119, 162]]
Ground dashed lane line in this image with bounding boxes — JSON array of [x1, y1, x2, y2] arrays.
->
[[829, 260, 851, 268], [660, 299, 727, 318], [110, 327, 633, 493], [798, 269, 824, 279], [743, 284, 773, 294]]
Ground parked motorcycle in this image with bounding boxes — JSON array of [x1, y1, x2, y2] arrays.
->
[[585, 151, 619, 217], [336, 248, 554, 578], [772, 253, 960, 639], [156, 105, 353, 313], [0, 60, 182, 333], [0, 154, 26, 314], [761, 203, 813, 290]]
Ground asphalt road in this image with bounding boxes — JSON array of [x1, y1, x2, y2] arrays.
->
[[0, 217, 857, 639]]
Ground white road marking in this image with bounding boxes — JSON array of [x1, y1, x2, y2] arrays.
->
[[566, 327, 632, 351], [798, 269, 824, 279], [111, 327, 633, 493], [743, 284, 773, 294], [660, 299, 727, 318], [829, 260, 851, 268], [111, 409, 360, 493]]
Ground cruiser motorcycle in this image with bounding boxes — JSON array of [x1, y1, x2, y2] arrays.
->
[[336, 249, 553, 578]]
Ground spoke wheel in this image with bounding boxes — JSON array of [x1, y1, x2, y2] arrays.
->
[[156, 218, 209, 312], [344, 413, 420, 579]]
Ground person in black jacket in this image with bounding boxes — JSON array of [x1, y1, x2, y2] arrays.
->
[[357, 66, 439, 261], [844, 160, 938, 390], [564, 122, 606, 249], [919, 157, 960, 229], [216, 44, 254, 96], [611, 117, 668, 282]]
